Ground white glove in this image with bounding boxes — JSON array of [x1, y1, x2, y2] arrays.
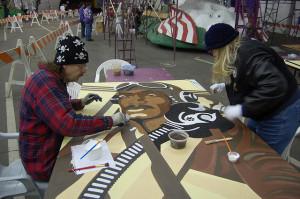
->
[[210, 83, 225, 94], [224, 104, 242, 121], [111, 112, 126, 127], [82, 93, 102, 106]]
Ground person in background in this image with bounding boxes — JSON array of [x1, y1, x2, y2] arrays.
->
[[206, 23, 300, 155], [84, 2, 93, 41], [59, 3, 66, 18], [133, 5, 141, 35], [23, 1, 28, 15], [79, 2, 86, 39], [2, 0, 9, 18], [19, 36, 126, 196], [65, 2, 70, 11]]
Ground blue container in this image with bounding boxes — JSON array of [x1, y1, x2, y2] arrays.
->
[[122, 65, 136, 75]]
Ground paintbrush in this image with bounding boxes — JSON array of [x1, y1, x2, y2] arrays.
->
[[80, 139, 102, 159], [68, 163, 109, 172], [205, 137, 233, 144], [223, 135, 233, 155]]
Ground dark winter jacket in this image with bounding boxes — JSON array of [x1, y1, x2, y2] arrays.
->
[[79, 7, 84, 22], [226, 37, 299, 121]]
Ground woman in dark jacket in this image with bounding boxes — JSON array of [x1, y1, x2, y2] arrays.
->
[[206, 23, 300, 155]]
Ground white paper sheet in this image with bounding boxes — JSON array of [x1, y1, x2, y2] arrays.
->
[[71, 140, 116, 175]]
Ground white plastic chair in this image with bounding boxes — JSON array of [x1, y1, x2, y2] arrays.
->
[[68, 9, 74, 18], [281, 126, 300, 161], [95, 59, 131, 82], [17, 13, 23, 27], [0, 132, 44, 198], [67, 82, 82, 99]]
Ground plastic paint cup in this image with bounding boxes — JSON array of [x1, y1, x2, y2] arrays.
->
[[227, 152, 240, 163], [288, 53, 297, 60], [168, 131, 189, 149], [81, 139, 102, 161], [113, 68, 121, 76], [122, 65, 136, 75]]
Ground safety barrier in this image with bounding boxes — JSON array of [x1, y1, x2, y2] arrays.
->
[[266, 21, 300, 30], [2, 10, 77, 41], [0, 14, 38, 25], [41, 10, 59, 24], [0, 14, 100, 97], [2, 13, 40, 41], [0, 21, 74, 97]]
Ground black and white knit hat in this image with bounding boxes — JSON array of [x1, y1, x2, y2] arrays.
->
[[54, 35, 89, 65]]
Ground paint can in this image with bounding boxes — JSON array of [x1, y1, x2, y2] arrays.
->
[[168, 130, 189, 149]]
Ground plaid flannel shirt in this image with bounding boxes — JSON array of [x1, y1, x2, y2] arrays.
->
[[19, 64, 112, 181]]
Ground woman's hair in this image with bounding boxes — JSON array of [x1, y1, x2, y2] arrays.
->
[[38, 60, 63, 76], [212, 36, 241, 84]]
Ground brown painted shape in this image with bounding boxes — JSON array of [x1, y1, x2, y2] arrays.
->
[[139, 135, 191, 199], [190, 122, 300, 199]]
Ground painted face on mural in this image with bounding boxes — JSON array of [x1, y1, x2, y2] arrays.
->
[[112, 81, 234, 137], [118, 89, 171, 119]]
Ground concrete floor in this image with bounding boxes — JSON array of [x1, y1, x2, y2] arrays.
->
[[0, 16, 300, 182]]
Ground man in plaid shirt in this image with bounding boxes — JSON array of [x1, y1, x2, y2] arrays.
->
[[19, 36, 126, 195]]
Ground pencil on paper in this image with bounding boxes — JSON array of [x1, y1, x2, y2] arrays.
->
[[205, 137, 233, 144], [68, 163, 109, 172], [80, 139, 102, 159]]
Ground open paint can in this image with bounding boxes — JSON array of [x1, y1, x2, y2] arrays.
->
[[168, 130, 189, 149]]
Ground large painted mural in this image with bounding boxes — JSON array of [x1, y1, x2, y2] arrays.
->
[[50, 80, 300, 199]]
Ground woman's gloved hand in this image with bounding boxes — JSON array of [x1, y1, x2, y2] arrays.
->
[[224, 104, 242, 121], [81, 93, 102, 106], [210, 83, 225, 94], [111, 112, 126, 127]]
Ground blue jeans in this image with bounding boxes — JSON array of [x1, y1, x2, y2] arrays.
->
[[81, 21, 86, 38], [247, 98, 300, 155], [85, 23, 92, 40]]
